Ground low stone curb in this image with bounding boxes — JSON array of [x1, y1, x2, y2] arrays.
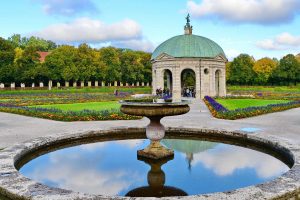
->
[[0, 127, 299, 200]]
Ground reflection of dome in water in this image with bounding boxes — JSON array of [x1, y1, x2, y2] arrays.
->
[[162, 139, 216, 154], [162, 139, 217, 170]]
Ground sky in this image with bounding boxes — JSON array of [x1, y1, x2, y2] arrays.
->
[[1, 0, 300, 60]]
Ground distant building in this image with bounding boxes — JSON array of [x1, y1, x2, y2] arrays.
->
[[151, 15, 227, 100], [37, 51, 51, 62]]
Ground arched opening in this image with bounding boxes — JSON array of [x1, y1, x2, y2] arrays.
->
[[181, 69, 196, 98], [163, 69, 173, 98], [215, 70, 221, 97]]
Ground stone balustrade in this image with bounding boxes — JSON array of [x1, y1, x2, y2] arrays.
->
[[2, 80, 151, 89]]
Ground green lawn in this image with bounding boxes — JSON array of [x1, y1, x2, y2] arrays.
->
[[216, 99, 290, 110], [228, 85, 300, 93], [33, 101, 120, 111]]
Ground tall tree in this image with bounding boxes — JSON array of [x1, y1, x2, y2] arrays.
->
[[99, 47, 121, 83], [253, 57, 277, 85], [0, 38, 15, 83], [120, 50, 144, 84], [44, 45, 77, 81], [75, 44, 98, 81], [228, 54, 255, 85], [270, 54, 300, 85], [14, 46, 41, 83]]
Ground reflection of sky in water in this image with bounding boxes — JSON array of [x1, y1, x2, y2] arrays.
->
[[240, 127, 262, 133], [20, 139, 289, 196]]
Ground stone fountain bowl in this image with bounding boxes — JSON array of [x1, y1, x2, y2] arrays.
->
[[119, 99, 191, 117]]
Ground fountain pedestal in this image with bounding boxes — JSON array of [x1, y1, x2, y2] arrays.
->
[[120, 100, 190, 160], [138, 116, 174, 159]]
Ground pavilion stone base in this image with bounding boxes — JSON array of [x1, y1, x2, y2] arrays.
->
[[138, 141, 174, 160]]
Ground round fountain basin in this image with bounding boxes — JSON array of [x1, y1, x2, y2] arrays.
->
[[119, 100, 190, 117], [0, 128, 298, 200]]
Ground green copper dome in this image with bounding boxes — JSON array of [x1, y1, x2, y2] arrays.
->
[[151, 34, 226, 60]]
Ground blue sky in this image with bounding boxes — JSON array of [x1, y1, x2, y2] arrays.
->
[[1, 0, 300, 60]]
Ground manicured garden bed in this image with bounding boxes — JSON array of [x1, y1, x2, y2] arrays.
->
[[0, 88, 149, 121], [204, 96, 300, 120], [216, 99, 290, 110], [227, 86, 300, 100], [0, 103, 139, 121], [32, 101, 120, 111]]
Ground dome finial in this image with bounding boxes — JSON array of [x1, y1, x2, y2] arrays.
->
[[184, 14, 193, 35]]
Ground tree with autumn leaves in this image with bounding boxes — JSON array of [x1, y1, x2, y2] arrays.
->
[[227, 54, 300, 86]]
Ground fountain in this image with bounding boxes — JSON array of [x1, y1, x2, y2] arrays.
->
[[120, 99, 190, 159]]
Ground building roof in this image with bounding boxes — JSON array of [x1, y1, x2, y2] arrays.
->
[[37, 51, 50, 62], [151, 34, 226, 60]]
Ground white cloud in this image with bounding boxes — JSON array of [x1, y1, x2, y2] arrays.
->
[[31, 17, 155, 52], [113, 39, 155, 52], [191, 145, 289, 179], [28, 148, 143, 195], [187, 0, 300, 25], [257, 32, 300, 50], [224, 49, 241, 61], [32, 17, 142, 43], [36, 0, 98, 16]]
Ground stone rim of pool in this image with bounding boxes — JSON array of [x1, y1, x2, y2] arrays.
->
[[0, 127, 299, 200]]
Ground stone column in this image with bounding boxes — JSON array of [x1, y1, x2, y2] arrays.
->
[[156, 69, 164, 90], [147, 82, 150, 87], [57, 82, 61, 88], [21, 83, 25, 88], [141, 82, 145, 86], [152, 69, 156, 95], [73, 82, 77, 87], [48, 80, 52, 90], [0, 83, 5, 89], [101, 81, 105, 87], [220, 69, 226, 97], [109, 83, 111, 87], [11, 83, 15, 89], [126, 83, 129, 87], [80, 81, 84, 87], [131, 83, 135, 87], [200, 66, 210, 98], [32, 83, 35, 88], [65, 81, 69, 87], [95, 81, 99, 87], [172, 67, 181, 102], [210, 69, 216, 97], [114, 81, 118, 87], [39, 82, 44, 88], [120, 82, 123, 87], [88, 81, 92, 87], [195, 67, 201, 99], [137, 82, 140, 87]]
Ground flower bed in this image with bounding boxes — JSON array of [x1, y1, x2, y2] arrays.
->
[[0, 103, 140, 121], [0, 93, 131, 106], [204, 96, 300, 120]]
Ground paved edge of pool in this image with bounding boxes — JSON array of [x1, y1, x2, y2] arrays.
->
[[0, 127, 299, 200]]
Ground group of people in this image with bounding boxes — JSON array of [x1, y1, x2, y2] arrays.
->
[[156, 87, 172, 98], [182, 87, 196, 98], [156, 87, 196, 98]]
